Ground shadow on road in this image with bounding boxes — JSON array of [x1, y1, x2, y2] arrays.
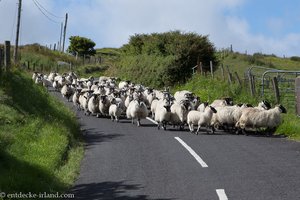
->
[[80, 128, 123, 148], [69, 181, 175, 200]]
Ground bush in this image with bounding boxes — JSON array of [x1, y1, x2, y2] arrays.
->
[[290, 56, 300, 62], [115, 31, 218, 88]]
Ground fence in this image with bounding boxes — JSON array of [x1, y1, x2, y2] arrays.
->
[[247, 66, 300, 114]]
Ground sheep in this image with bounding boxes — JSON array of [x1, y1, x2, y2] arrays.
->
[[32, 72, 38, 81], [98, 95, 112, 117], [154, 98, 172, 130], [235, 104, 287, 134], [150, 98, 159, 118], [72, 89, 82, 110], [35, 76, 43, 85], [197, 102, 209, 112], [109, 102, 123, 122], [174, 90, 193, 102], [61, 84, 73, 101], [118, 81, 129, 89], [170, 99, 190, 130], [87, 94, 100, 115], [125, 94, 134, 108], [210, 104, 250, 133], [187, 106, 217, 134], [48, 72, 57, 82], [52, 80, 60, 91], [210, 98, 233, 107], [255, 100, 271, 110], [79, 91, 93, 112], [126, 99, 148, 126]]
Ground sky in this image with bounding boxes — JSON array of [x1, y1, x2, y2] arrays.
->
[[0, 0, 300, 57]]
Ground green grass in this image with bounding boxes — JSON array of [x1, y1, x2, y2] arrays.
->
[[0, 70, 83, 195]]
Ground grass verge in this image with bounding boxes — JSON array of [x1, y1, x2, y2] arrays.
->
[[0, 70, 83, 196]]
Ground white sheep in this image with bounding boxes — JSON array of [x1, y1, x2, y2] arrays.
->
[[126, 99, 148, 126], [210, 98, 233, 107], [170, 100, 190, 130], [187, 106, 217, 134], [52, 80, 60, 91], [197, 102, 209, 112], [72, 89, 82, 110], [61, 84, 73, 101], [154, 98, 172, 130], [98, 95, 111, 117], [87, 94, 100, 115], [236, 104, 287, 134], [174, 90, 193, 102], [118, 81, 130, 89], [150, 98, 159, 118], [109, 102, 123, 122]]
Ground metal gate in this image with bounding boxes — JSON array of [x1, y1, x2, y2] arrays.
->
[[296, 77, 300, 116]]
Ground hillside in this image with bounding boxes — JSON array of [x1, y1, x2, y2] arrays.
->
[[0, 70, 83, 193]]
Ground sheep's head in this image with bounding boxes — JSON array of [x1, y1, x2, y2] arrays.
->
[[277, 104, 287, 113], [209, 106, 217, 113], [262, 100, 271, 110], [164, 105, 171, 112]]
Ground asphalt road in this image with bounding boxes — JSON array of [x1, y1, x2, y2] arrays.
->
[[53, 91, 300, 200]]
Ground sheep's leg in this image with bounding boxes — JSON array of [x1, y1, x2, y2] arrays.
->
[[196, 125, 201, 135], [116, 116, 119, 123], [157, 123, 160, 130], [111, 115, 114, 121], [131, 118, 134, 124], [163, 121, 167, 131], [188, 123, 193, 133], [137, 119, 141, 127]]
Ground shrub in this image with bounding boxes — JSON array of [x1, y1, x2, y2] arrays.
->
[[115, 31, 218, 88]]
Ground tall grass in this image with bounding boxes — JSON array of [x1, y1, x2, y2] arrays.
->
[[0, 70, 83, 194]]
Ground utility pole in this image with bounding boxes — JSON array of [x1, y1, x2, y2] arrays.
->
[[62, 13, 68, 52], [14, 0, 22, 63], [59, 22, 63, 51]]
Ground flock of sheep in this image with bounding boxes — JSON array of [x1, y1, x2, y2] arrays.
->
[[32, 71, 287, 135]]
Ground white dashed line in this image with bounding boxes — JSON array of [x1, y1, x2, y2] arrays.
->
[[174, 137, 208, 168], [146, 117, 158, 125], [216, 189, 228, 200]]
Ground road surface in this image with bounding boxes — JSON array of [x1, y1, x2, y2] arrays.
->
[[53, 91, 300, 200]]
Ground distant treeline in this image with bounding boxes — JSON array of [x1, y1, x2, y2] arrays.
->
[[114, 30, 218, 88]]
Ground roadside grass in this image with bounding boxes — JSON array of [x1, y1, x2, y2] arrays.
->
[[172, 74, 300, 140], [0, 70, 83, 194]]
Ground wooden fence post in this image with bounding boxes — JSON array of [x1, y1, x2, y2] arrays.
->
[[210, 61, 214, 79], [27, 61, 30, 70], [272, 77, 280, 104], [249, 75, 255, 96], [220, 64, 225, 80], [234, 72, 242, 86], [4, 41, 11, 70], [228, 72, 233, 85], [0, 47, 3, 69], [200, 62, 203, 75]]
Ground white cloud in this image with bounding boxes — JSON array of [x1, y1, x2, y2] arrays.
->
[[0, 0, 299, 56]]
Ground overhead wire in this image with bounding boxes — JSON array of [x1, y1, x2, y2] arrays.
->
[[33, 0, 63, 19], [32, 0, 61, 24]]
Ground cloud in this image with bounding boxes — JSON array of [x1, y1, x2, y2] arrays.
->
[[0, 0, 299, 56]]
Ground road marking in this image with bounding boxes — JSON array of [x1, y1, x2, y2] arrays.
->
[[216, 189, 228, 200], [146, 117, 158, 125], [174, 137, 208, 168]]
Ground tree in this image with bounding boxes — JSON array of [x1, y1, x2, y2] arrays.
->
[[67, 36, 96, 58]]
